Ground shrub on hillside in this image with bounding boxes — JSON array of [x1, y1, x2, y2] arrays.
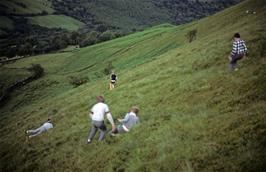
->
[[18, 42, 33, 56], [68, 76, 89, 87], [79, 31, 99, 47], [69, 31, 81, 45], [98, 31, 115, 42], [27, 64, 44, 78], [186, 29, 197, 43], [96, 24, 108, 32], [103, 62, 114, 75]]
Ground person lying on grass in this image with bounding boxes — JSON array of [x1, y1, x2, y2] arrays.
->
[[26, 118, 53, 138], [112, 106, 140, 135]]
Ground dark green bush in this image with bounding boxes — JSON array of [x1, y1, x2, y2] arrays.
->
[[27, 64, 44, 78], [186, 29, 197, 43], [68, 76, 89, 87], [103, 62, 114, 75]]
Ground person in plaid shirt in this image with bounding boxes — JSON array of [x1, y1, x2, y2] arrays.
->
[[228, 33, 248, 71]]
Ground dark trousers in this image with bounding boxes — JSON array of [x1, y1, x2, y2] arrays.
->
[[88, 120, 107, 141], [230, 54, 244, 70]]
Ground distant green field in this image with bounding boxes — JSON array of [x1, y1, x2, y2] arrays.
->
[[27, 15, 85, 31], [0, 0, 265, 171], [0, 0, 54, 14]]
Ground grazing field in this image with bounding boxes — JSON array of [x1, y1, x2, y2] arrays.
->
[[27, 15, 86, 31], [0, 0, 265, 171]]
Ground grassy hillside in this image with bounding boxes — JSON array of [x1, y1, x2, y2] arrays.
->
[[0, 0, 54, 14], [0, 0, 266, 171], [27, 15, 85, 31], [85, 0, 172, 31], [0, 0, 239, 58], [53, 0, 239, 31]]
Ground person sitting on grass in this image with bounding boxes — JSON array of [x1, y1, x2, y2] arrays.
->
[[26, 118, 53, 138], [112, 106, 140, 135], [228, 33, 248, 71]]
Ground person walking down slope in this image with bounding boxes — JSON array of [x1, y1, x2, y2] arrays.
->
[[112, 106, 140, 135], [26, 118, 54, 138], [109, 71, 117, 90], [228, 33, 248, 71], [87, 95, 116, 143]]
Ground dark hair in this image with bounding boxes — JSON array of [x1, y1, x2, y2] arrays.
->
[[234, 33, 240, 38]]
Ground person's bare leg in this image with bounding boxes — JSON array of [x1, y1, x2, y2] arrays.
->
[[109, 83, 112, 90]]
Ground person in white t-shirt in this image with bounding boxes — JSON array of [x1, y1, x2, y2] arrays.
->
[[26, 119, 53, 138], [87, 95, 116, 143]]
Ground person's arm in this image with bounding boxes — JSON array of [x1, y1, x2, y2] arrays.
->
[[243, 41, 248, 52], [118, 113, 130, 123], [231, 41, 237, 56], [105, 105, 116, 130], [89, 106, 94, 118], [106, 112, 116, 130], [243, 41, 248, 57]]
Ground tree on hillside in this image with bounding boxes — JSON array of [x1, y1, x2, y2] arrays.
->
[[96, 24, 108, 33], [51, 35, 68, 50], [18, 42, 32, 56], [186, 29, 197, 43], [28, 64, 44, 78], [98, 31, 115, 42], [79, 31, 99, 47], [5, 47, 17, 58], [69, 31, 81, 45]]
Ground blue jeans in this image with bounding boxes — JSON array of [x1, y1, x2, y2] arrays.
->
[[88, 120, 107, 141], [230, 54, 244, 70]]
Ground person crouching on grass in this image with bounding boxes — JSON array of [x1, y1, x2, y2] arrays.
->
[[26, 118, 53, 138], [112, 106, 140, 135], [87, 95, 116, 143], [228, 33, 248, 71]]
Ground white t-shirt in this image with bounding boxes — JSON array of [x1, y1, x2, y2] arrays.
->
[[42, 122, 53, 131], [90, 102, 110, 121]]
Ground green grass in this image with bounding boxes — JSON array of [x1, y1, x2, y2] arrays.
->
[[0, 0, 54, 14], [0, 0, 265, 171], [0, 67, 30, 92], [27, 15, 85, 31]]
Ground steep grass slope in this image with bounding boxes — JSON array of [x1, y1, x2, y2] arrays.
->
[[0, 0, 266, 171]]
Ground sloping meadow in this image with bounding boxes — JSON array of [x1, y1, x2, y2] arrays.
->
[[0, 0, 265, 171]]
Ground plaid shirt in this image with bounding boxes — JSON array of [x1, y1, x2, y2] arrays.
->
[[231, 39, 248, 56]]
